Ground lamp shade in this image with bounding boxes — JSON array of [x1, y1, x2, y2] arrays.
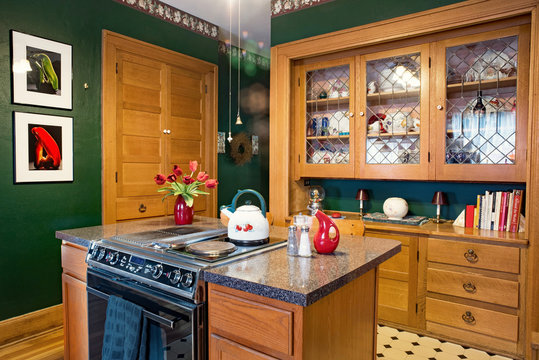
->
[[356, 189, 369, 201], [431, 191, 448, 205]]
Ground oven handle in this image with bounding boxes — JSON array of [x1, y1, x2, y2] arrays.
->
[[87, 287, 177, 329]]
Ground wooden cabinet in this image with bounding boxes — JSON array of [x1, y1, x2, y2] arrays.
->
[[432, 25, 530, 182], [365, 229, 419, 327], [291, 23, 529, 182], [294, 58, 355, 178], [103, 31, 217, 224], [208, 269, 378, 360], [61, 243, 88, 360], [425, 237, 524, 356]]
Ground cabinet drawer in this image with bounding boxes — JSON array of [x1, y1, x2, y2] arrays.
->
[[428, 238, 520, 273], [61, 244, 87, 282], [427, 268, 519, 308], [209, 289, 293, 356], [116, 197, 165, 220], [426, 298, 518, 342], [365, 231, 411, 246], [210, 334, 278, 360]]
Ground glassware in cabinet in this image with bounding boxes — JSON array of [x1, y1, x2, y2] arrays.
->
[[434, 26, 529, 182], [296, 58, 355, 178], [357, 45, 430, 180]]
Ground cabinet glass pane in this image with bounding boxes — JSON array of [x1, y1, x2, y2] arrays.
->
[[305, 65, 350, 165], [365, 53, 421, 164], [445, 36, 518, 164]]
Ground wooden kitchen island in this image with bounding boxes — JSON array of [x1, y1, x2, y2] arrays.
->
[[56, 216, 400, 360]]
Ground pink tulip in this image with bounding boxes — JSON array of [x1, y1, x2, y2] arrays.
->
[[167, 173, 176, 183], [154, 174, 166, 185], [189, 160, 198, 172], [197, 171, 209, 182], [183, 175, 195, 184], [205, 179, 219, 188], [173, 165, 183, 177]]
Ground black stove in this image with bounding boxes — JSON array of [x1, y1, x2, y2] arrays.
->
[[86, 225, 286, 301]]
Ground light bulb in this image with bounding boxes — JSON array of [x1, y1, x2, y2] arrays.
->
[[235, 114, 243, 125]]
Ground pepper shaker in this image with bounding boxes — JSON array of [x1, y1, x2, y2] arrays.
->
[[287, 225, 299, 256], [297, 225, 312, 257]]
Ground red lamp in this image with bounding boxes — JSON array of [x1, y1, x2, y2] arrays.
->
[[431, 191, 448, 223], [356, 189, 369, 217]]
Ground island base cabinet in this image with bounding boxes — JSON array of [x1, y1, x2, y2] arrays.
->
[[208, 268, 378, 360], [61, 243, 88, 360]]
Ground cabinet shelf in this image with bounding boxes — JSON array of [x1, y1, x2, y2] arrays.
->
[[306, 97, 350, 106], [306, 135, 350, 140], [367, 89, 420, 100], [367, 131, 420, 138], [446, 76, 517, 94]]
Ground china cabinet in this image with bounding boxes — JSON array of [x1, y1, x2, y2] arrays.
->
[[294, 58, 355, 178], [433, 25, 530, 182], [292, 25, 529, 182]]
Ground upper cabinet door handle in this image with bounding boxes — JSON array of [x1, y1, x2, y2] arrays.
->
[[436, 105, 443, 110], [358, 112, 364, 117]]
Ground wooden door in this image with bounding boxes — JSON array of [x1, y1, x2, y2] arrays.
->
[[116, 50, 167, 221], [294, 57, 355, 179], [103, 31, 218, 224], [432, 25, 529, 182], [356, 44, 431, 180]]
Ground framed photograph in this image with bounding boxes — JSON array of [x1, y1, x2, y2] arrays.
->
[[11, 30, 72, 109], [14, 112, 73, 183]]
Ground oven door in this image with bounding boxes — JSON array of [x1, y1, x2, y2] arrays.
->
[[87, 268, 205, 360]]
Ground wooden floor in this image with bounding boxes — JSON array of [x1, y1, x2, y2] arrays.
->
[[0, 327, 64, 360]]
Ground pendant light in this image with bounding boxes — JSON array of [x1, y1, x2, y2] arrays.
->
[[235, 0, 243, 125], [227, 0, 233, 142]]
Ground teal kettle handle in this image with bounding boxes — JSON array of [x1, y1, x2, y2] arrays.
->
[[228, 189, 267, 218]]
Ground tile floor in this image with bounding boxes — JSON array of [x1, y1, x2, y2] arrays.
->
[[377, 325, 514, 360]]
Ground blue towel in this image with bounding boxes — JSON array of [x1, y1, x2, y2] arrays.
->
[[101, 295, 164, 360], [101, 295, 144, 360]]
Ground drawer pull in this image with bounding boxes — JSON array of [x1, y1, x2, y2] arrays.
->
[[464, 249, 478, 263], [462, 311, 476, 324], [462, 282, 477, 293], [139, 203, 147, 213]]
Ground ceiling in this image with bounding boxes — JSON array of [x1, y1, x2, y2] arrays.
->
[[160, 0, 271, 57]]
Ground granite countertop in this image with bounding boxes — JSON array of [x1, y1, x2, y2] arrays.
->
[[55, 216, 225, 247], [203, 225, 400, 306], [56, 216, 400, 307]]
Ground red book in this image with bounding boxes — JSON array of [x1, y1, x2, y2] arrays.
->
[[510, 190, 523, 232], [465, 205, 475, 228], [498, 192, 508, 231]]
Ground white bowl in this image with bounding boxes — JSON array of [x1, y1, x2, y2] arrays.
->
[[383, 197, 408, 220]]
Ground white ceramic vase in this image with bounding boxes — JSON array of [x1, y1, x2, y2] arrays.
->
[[383, 197, 408, 220]]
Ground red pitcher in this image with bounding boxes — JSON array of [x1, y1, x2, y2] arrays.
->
[[313, 210, 340, 254]]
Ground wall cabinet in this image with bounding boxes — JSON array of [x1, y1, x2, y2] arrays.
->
[[292, 24, 529, 182]]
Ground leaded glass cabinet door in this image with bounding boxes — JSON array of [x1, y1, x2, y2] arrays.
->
[[295, 58, 355, 178], [433, 26, 529, 182], [357, 45, 430, 180]]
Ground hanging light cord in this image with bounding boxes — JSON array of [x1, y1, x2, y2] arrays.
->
[[236, 0, 242, 125], [227, 0, 233, 142]]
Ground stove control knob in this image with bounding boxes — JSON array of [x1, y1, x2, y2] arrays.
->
[[97, 248, 106, 261], [90, 245, 100, 259], [170, 270, 182, 284], [181, 272, 193, 287], [151, 264, 163, 279], [109, 252, 119, 265]]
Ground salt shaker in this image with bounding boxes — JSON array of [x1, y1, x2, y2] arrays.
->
[[287, 225, 298, 256], [297, 225, 312, 257]]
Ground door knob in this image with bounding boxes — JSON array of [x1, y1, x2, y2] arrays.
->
[[358, 112, 364, 117], [163, 129, 167, 134], [436, 105, 443, 110]]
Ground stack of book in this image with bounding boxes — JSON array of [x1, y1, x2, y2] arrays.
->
[[464, 189, 523, 232]]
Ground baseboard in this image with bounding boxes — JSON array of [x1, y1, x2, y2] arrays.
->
[[0, 304, 63, 346]]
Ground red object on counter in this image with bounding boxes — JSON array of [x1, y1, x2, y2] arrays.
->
[[331, 212, 341, 218], [313, 210, 340, 254], [465, 205, 475, 228], [174, 196, 194, 225]]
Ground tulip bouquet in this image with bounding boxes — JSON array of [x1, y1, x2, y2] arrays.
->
[[154, 160, 218, 207]]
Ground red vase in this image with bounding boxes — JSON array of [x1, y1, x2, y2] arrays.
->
[[313, 210, 340, 254], [174, 196, 194, 225]]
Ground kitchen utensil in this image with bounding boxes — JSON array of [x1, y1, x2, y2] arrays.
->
[[220, 189, 270, 242]]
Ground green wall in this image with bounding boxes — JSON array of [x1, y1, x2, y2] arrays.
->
[[217, 46, 270, 209], [0, 0, 217, 321], [272, 0, 526, 219], [271, 0, 466, 46]]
